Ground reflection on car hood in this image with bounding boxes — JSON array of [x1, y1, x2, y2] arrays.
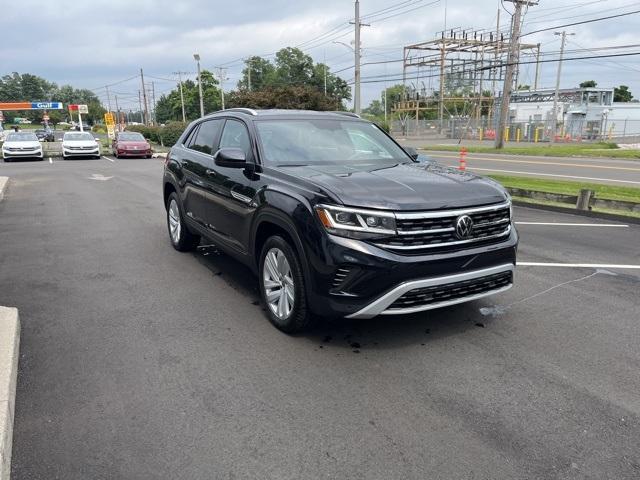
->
[[2, 141, 41, 149], [272, 162, 508, 210], [118, 141, 148, 146], [63, 140, 98, 147]]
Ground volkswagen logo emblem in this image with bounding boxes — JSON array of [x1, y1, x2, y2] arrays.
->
[[455, 215, 474, 239]]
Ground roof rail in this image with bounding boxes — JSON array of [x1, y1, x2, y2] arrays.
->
[[223, 108, 258, 116], [331, 111, 360, 118]]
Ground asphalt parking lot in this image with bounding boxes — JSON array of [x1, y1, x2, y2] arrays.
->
[[1, 156, 639, 479]]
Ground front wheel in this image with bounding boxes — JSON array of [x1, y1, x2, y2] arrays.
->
[[259, 236, 312, 333], [166, 193, 200, 251]]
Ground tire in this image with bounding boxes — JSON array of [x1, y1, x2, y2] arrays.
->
[[3, 158, 11, 163], [166, 192, 200, 251], [258, 235, 312, 333]]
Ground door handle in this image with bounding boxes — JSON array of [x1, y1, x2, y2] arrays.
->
[[205, 169, 216, 176]]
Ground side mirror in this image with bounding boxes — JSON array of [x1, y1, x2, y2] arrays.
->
[[214, 147, 247, 168], [404, 146, 419, 160]]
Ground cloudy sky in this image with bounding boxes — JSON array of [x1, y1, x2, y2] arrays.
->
[[2, 0, 639, 110]]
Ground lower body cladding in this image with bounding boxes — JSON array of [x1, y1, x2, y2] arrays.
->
[[307, 230, 518, 319]]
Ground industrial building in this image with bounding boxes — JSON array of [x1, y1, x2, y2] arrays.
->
[[506, 87, 640, 142]]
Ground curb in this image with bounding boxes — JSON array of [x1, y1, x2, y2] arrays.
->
[[513, 200, 640, 225], [0, 177, 7, 202], [0, 307, 19, 480]]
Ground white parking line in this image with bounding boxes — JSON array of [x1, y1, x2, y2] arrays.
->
[[48, 157, 53, 164], [516, 222, 629, 228], [463, 166, 640, 186], [518, 262, 640, 269], [102, 156, 115, 163]]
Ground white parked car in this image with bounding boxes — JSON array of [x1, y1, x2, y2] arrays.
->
[[62, 132, 101, 159], [2, 132, 43, 161]]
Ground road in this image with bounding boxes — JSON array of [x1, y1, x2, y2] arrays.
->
[[1, 156, 639, 479], [396, 139, 640, 186]]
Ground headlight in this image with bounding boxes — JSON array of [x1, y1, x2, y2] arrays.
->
[[315, 204, 396, 238], [505, 192, 514, 222]]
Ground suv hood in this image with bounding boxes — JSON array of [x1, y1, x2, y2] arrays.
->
[[274, 162, 508, 210]]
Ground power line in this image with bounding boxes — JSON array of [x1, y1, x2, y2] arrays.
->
[[522, 8, 640, 36]]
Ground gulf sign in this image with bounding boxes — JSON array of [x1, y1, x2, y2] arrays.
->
[[0, 102, 64, 110]]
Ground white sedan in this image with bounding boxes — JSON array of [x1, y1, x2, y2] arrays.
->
[[2, 132, 44, 161], [62, 132, 101, 159]]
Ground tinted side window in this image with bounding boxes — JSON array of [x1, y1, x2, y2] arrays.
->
[[189, 120, 223, 154], [219, 120, 252, 159]]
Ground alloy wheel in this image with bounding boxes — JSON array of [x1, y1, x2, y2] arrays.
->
[[168, 199, 181, 244], [263, 248, 295, 320]]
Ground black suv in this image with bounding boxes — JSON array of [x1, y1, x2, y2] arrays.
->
[[163, 109, 517, 332]]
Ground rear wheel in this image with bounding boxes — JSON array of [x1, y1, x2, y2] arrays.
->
[[259, 236, 312, 333], [167, 192, 200, 251]]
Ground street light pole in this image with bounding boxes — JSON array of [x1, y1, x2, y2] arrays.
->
[[550, 31, 574, 144], [353, 0, 361, 114], [194, 53, 204, 117]]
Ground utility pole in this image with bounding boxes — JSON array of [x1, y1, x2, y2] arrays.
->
[[138, 90, 144, 123], [247, 57, 252, 91], [550, 31, 574, 144], [114, 94, 121, 131], [173, 71, 188, 122], [194, 54, 205, 117], [105, 85, 113, 118], [350, 0, 369, 115], [495, 0, 537, 149], [140, 68, 150, 126], [533, 43, 541, 90], [215, 67, 227, 110], [151, 81, 157, 125], [323, 51, 327, 96]]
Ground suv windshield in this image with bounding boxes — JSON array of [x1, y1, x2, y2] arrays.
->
[[6, 132, 38, 142], [255, 119, 411, 167], [118, 133, 145, 142], [64, 133, 94, 141]]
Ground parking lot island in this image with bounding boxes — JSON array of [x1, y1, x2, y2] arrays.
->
[[0, 307, 20, 480]]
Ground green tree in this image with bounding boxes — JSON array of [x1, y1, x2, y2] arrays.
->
[[237, 56, 276, 91], [580, 80, 597, 88], [614, 85, 633, 102], [227, 85, 342, 110], [274, 47, 314, 85], [234, 47, 351, 107], [155, 70, 221, 123]]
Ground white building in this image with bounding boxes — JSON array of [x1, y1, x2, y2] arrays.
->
[[505, 88, 640, 141]]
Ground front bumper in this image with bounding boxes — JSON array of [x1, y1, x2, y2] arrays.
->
[[306, 228, 518, 318], [63, 148, 100, 156], [2, 149, 43, 158], [116, 149, 151, 157], [346, 263, 513, 318]]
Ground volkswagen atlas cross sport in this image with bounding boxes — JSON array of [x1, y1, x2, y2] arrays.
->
[[163, 109, 517, 333]]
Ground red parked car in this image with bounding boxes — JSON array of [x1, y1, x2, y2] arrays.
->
[[112, 132, 152, 158]]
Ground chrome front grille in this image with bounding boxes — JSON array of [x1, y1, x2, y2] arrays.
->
[[387, 271, 513, 311], [375, 202, 511, 254]]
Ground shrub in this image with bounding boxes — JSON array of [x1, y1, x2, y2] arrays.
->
[[125, 122, 187, 147]]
